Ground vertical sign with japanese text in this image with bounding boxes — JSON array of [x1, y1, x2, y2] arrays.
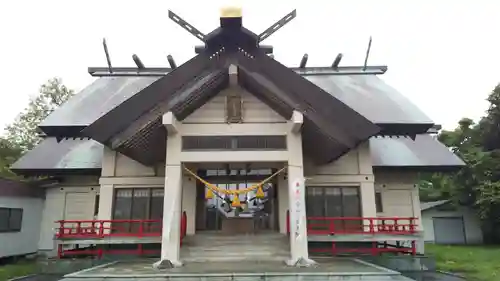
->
[[293, 178, 304, 240]]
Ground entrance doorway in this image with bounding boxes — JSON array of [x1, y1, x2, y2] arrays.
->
[[195, 167, 280, 233]]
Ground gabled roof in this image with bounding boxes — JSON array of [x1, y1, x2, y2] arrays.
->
[[33, 9, 438, 166], [39, 73, 435, 136], [77, 49, 380, 165]]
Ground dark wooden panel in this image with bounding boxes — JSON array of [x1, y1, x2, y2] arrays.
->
[[83, 53, 217, 143]]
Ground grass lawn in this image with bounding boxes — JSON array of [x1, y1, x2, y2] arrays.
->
[[426, 244, 500, 281], [0, 260, 39, 280]]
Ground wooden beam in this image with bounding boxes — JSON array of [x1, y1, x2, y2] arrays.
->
[[83, 53, 216, 143], [108, 70, 228, 151], [290, 110, 303, 133], [162, 112, 179, 135]]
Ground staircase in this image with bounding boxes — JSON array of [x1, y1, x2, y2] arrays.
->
[[180, 232, 290, 262]]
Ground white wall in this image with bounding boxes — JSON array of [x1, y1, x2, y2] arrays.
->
[[305, 142, 377, 218], [183, 87, 286, 124], [375, 172, 421, 220], [38, 177, 99, 256], [0, 196, 44, 258], [374, 171, 423, 252], [422, 206, 483, 244]]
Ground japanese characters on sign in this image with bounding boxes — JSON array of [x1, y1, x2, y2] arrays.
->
[[293, 178, 304, 240]]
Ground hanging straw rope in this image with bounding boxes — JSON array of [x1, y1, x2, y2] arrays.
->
[[183, 166, 286, 196]]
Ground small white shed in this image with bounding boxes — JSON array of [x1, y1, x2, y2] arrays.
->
[[421, 200, 483, 245], [0, 178, 44, 258]]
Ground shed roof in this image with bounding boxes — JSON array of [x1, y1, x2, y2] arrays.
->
[[420, 200, 451, 211], [371, 135, 465, 170], [11, 138, 102, 175], [11, 134, 464, 175]]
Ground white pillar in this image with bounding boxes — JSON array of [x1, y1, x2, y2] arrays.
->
[[278, 175, 289, 234], [358, 142, 377, 219], [182, 175, 197, 235], [154, 112, 183, 268], [286, 111, 315, 267]]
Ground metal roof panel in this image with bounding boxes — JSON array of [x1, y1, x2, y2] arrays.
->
[[11, 138, 103, 171], [305, 75, 434, 125], [370, 134, 465, 167], [39, 77, 159, 129]]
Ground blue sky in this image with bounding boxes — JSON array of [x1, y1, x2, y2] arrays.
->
[[1, 0, 498, 131]]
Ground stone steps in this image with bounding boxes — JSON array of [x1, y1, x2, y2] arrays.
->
[[181, 233, 290, 262]]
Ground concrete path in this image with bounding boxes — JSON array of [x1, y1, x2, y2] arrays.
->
[[59, 257, 413, 281]]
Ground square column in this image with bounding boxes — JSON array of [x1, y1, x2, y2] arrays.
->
[[154, 112, 183, 268], [286, 111, 316, 267]]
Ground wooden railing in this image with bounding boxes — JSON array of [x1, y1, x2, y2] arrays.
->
[[286, 210, 418, 256], [55, 212, 187, 258], [285, 210, 417, 235]]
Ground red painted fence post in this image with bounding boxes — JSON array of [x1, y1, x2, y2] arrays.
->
[[99, 221, 104, 237], [138, 221, 144, 238], [57, 221, 64, 238]]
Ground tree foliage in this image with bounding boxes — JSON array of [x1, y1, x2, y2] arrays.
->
[[421, 84, 500, 242], [0, 78, 74, 178]]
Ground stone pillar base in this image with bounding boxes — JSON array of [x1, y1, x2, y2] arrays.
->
[[152, 259, 183, 270], [286, 257, 318, 267]]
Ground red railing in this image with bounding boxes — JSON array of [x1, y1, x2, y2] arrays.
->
[[309, 242, 416, 256], [285, 210, 418, 256], [56, 212, 187, 258], [56, 219, 162, 238], [285, 210, 417, 235]]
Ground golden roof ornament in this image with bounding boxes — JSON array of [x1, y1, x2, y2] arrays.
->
[[220, 6, 242, 18]]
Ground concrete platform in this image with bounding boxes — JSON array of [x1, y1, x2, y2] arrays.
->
[[308, 232, 423, 242], [58, 236, 160, 245], [60, 257, 413, 280], [58, 232, 423, 245]]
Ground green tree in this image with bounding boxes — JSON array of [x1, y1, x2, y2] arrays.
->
[[0, 138, 23, 178], [420, 84, 500, 242], [5, 78, 74, 152], [0, 78, 74, 178]]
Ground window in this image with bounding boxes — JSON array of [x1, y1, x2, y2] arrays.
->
[[112, 188, 164, 233], [182, 136, 287, 151], [375, 192, 383, 213], [0, 208, 23, 232], [306, 186, 361, 217], [305, 186, 361, 231], [113, 188, 164, 220]]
